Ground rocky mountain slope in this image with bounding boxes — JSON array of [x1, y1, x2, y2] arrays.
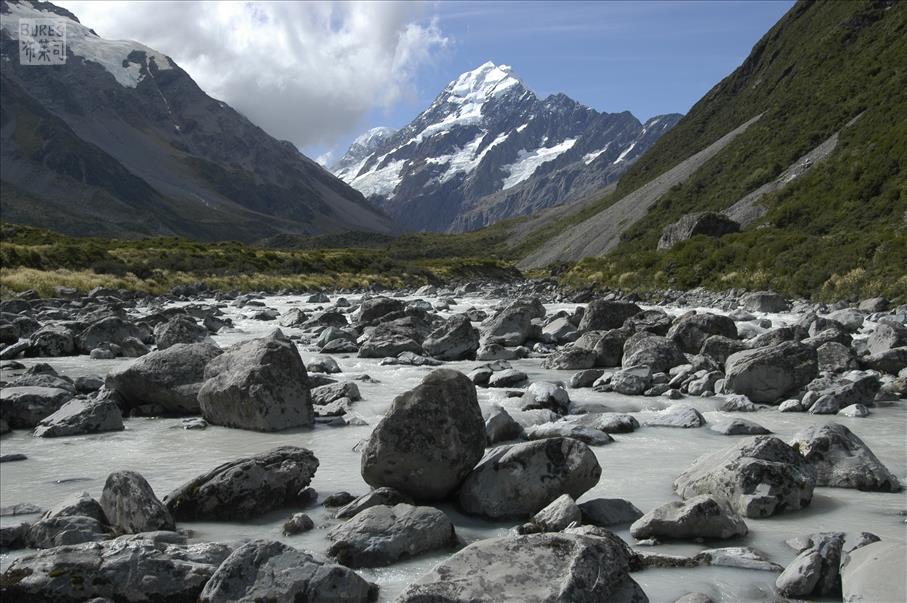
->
[[0, 0, 394, 241], [504, 0, 905, 299], [333, 62, 680, 233]]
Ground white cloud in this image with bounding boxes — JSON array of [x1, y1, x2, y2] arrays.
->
[[56, 1, 447, 149]]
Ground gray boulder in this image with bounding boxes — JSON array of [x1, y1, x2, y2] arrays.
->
[[525, 422, 615, 446], [335, 487, 413, 520], [484, 405, 525, 444], [80, 317, 147, 354], [397, 532, 646, 602], [841, 540, 907, 603], [328, 503, 455, 568], [673, 436, 816, 518], [26, 515, 110, 549], [106, 342, 223, 415], [741, 291, 790, 313], [164, 446, 319, 520], [629, 495, 747, 540], [646, 404, 706, 428], [198, 330, 313, 431], [0, 386, 72, 428], [866, 322, 907, 354], [34, 398, 124, 438], [2, 537, 222, 602], [789, 423, 901, 492], [356, 296, 403, 324], [700, 335, 748, 365], [572, 413, 640, 433], [487, 368, 528, 387], [42, 492, 108, 524], [658, 212, 740, 250], [776, 532, 845, 598], [458, 437, 601, 519], [724, 341, 817, 403], [861, 347, 907, 374], [361, 369, 484, 501], [100, 471, 174, 534], [520, 494, 582, 533], [277, 308, 308, 327], [579, 498, 643, 527], [709, 418, 771, 435], [542, 347, 597, 370], [817, 341, 859, 372], [578, 300, 642, 332], [622, 332, 686, 372], [610, 365, 653, 395], [667, 313, 737, 354], [153, 316, 209, 350], [28, 324, 77, 356], [519, 381, 570, 414], [310, 381, 361, 405], [422, 314, 479, 360], [199, 539, 374, 603]]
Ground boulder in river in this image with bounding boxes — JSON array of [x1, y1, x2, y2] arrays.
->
[[397, 532, 646, 602], [422, 314, 480, 360], [776, 532, 845, 598], [334, 487, 413, 520], [164, 446, 319, 520], [0, 386, 72, 428], [840, 540, 906, 603], [199, 539, 375, 603], [361, 369, 485, 501], [153, 315, 210, 350], [629, 495, 747, 541], [458, 437, 601, 519], [26, 515, 110, 549], [741, 291, 790, 313], [198, 330, 314, 432], [327, 503, 455, 568], [789, 423, 901, 492], [724, 341, 817, 403], [100, 471, 174, 534], [28, 324, 77, 357], [105, 341, 223, 415], [33, 398, 124, 438], [673, 435, 816, 518], [622, 332, 687, 373], [579, 498, 643, 527], [578, 300, 642, 332], [667, 312, 738, 354]]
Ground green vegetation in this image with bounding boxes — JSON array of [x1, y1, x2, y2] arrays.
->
[[0, 224, 520, 297]]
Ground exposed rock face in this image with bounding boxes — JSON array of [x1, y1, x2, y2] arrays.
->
[[164, 446, 319, 520], [789, 423, 901, 492], [396, 532, 647, 602], [0, 386, 73, 428], [199, 540, 375, 603], [673, 436, 816, 518], [629, 495, 747, 540], [100, 471, 174, 534], [361, 369, 485, 501], [422, 313, 480, 360], [198, 330, 313, 431], [841, 540, 907, 603], [327, 503, 455, 568], [724, 342, 818, 403], [657, 211, 740, 250], [667, 313, 737, 354], [578, 300, 642, 332], [458, 437, 601, 519], [106, 342, 223, 415], [1, 536, 224, 602], [33, 398, 124, 438]]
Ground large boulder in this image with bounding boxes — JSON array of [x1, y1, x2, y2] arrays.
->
[[861, 347, 907, 374], [622, 332, 686, 373], [0, 386, 72, 428], [153, 315, 210, 350], [199, 539, 374, 603], [334, 487, 414, 520], [673, 436, 816, 518], [358, 317, 428, 358], [776, 532, 845, 598], [26, 515, 110, 549], [578, 300, 642, 333], [356, 296, 404, 325], [28, 324, 77, 357], [327, 503, 455, 568], [579, 498, 644, 527], [866, 322, 907, 354], [397, 532, 646, 602], [741, 291, 791, 313], [422, 314, 479, 360], [724, 341, 817, 403], [198, 330, 313, 431], [841, 540, 907, 603], [658, 212, 739, 251], [33, 398, 124, 438], [361, 369, 485, 501], [629, 495, 747, 540], [100, 471, 174, 534], [164, 446, 319, 520], [667, 313, 737, 354], [79, 317, 147, 353], [482, 301, 540, 346], [458, 437, 601, 519], [542, 347, 598, 370], [789, 423, 901, 492], [518, 381, 571, 414], [1, 537, 223, 602]]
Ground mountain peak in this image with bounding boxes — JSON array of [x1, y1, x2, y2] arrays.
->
[[445, 61, 525, 105]]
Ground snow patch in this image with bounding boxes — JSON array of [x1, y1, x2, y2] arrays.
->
[[583, 144, 611, 165], [612, 142, 637, 165], [0, 1, 173, 88], [501, 138, 577, 190], [347, 157, 408, 198]]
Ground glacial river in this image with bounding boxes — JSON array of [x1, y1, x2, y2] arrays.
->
[[2, 293, 905, 602]]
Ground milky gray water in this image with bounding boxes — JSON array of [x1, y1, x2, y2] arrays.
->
[[2, 294, 905, 602]]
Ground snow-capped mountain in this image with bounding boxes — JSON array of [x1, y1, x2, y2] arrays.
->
[[333, 61, 681, 232], [333, 127, 397, 181], [0, 0, 393, 240]]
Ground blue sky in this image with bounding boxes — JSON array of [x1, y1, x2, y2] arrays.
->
[[347, 0, 793, 162]]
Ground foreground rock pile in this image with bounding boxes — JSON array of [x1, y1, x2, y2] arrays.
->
[[1, 282, 905, 602]]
